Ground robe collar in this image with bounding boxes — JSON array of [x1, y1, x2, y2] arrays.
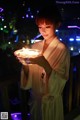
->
[[43, 36, 60, 59]]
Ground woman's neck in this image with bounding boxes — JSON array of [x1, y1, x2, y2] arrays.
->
[[45, 35, 56, 45], [42, 36, 56, 54]]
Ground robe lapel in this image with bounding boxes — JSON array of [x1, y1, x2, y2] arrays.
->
[[43, 37, 60, 59]]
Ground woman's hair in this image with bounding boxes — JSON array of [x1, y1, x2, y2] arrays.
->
[[35, 3, 62, 26]]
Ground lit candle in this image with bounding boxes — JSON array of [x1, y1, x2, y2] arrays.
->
[[14, 47, 41, 58]]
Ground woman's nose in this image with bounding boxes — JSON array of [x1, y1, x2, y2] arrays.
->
[[41, 28, 46, 32]]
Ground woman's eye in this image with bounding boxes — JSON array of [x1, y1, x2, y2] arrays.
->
[[38, 27, 41, 29], [46, 26, 51, 28], [38, 26, 51, 29]]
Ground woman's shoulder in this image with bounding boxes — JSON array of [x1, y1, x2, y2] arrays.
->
[[58, 40, 68, 50]]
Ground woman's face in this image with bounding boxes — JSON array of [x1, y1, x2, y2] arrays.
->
[[38, 21, 56, 41]]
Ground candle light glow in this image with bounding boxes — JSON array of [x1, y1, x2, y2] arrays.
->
[[14, 47, 41, 58]]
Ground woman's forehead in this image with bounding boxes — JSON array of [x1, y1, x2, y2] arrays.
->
[[36, 18, 53, 25]]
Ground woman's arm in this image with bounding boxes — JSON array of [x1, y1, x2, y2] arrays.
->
[[27, 55, 52, 78]]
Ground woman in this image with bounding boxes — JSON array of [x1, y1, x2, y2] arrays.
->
[[15, 4, 70, 120]]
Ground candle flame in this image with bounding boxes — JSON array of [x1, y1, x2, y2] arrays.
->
[[14, 47, 41, 58]]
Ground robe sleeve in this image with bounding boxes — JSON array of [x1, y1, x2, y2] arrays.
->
[[20, 65, 33, 90], [20, 41, 43, 90], [48, 44, 70, 80], [46, 45, 70, 95]]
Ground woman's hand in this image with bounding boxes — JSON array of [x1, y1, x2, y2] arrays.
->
[[14, 51, 31, 65], [25, 55, 52, 77], [14, 54, 27, 66], [17, 57, 27, 65], [27, 55, 47, 67]]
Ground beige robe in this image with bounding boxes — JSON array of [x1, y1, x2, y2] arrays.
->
[[21, 37, 70, 120]]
